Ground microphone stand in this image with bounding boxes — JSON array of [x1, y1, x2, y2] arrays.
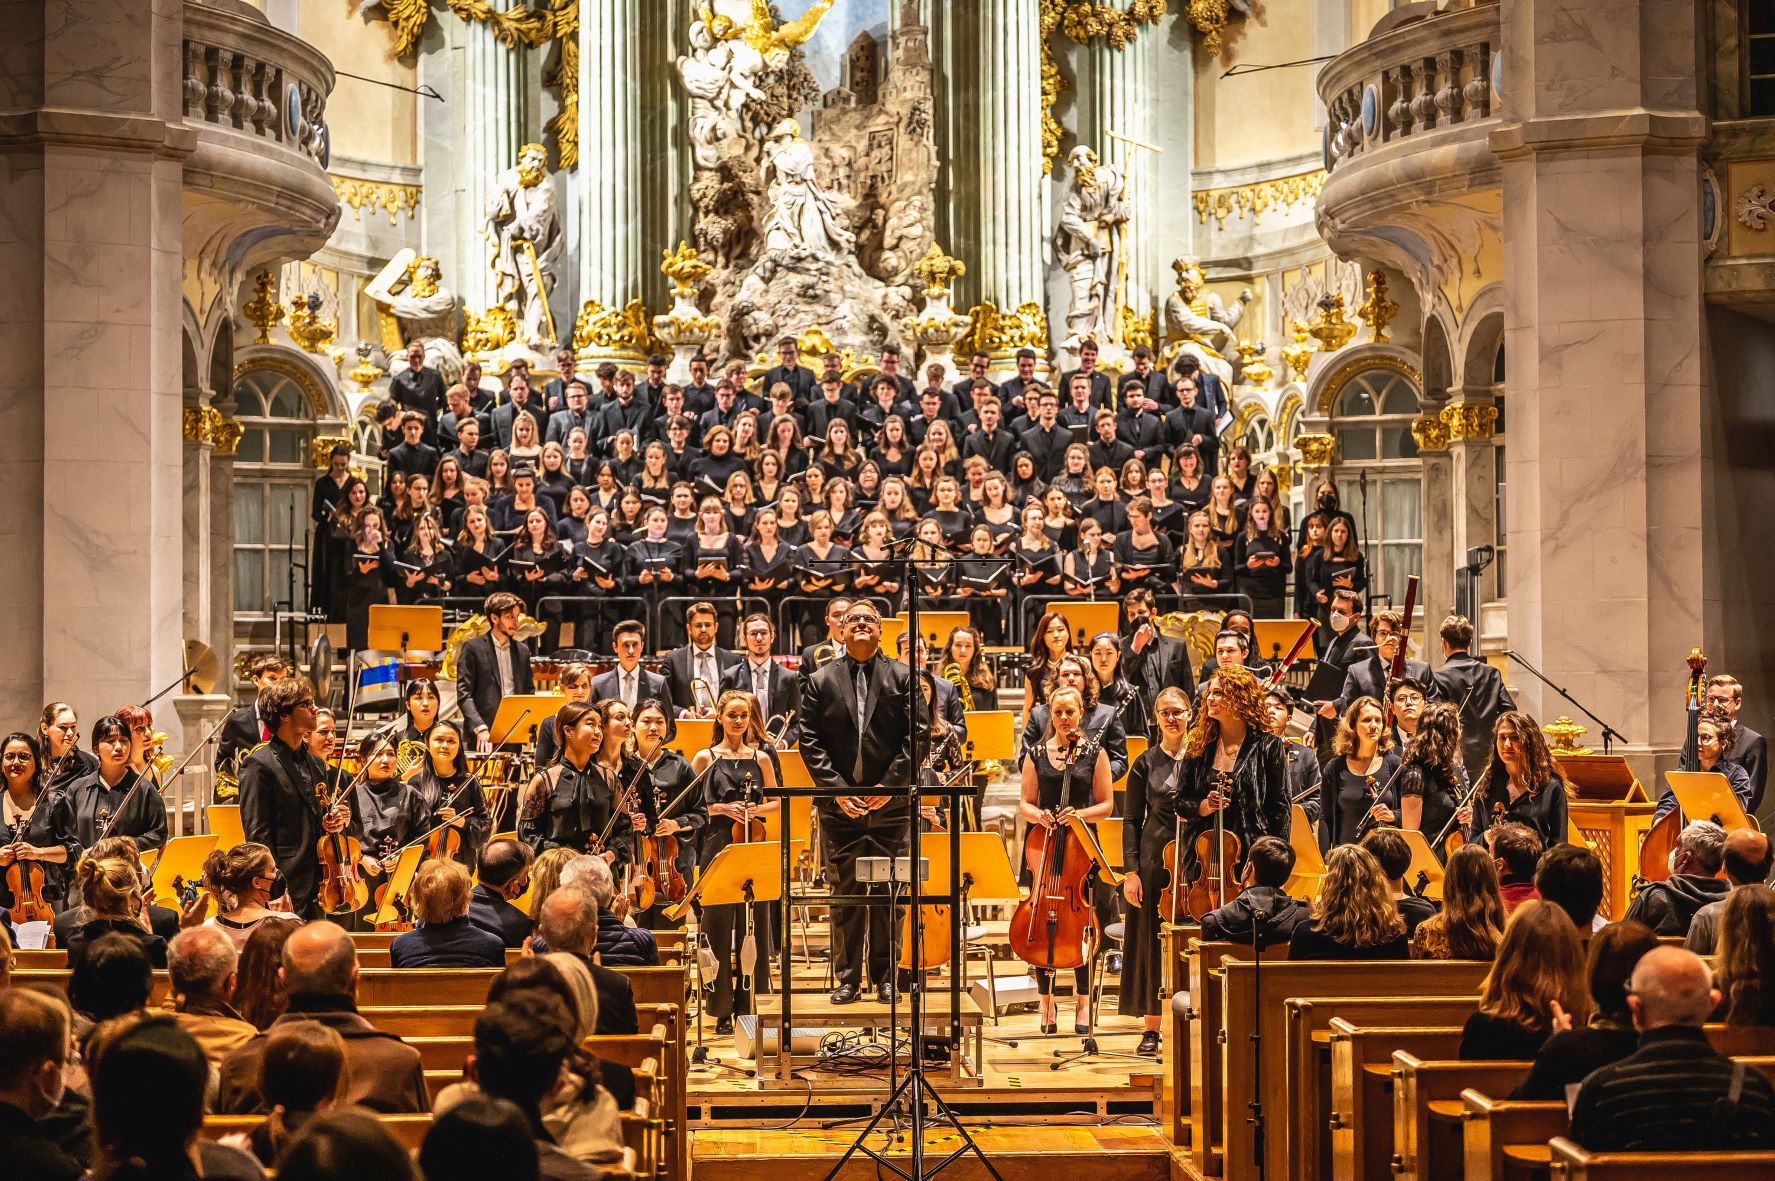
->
[[1504, 650, 1629, 753]]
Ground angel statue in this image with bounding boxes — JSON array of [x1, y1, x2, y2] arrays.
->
[[482, 143, 563, 347], [761, 118, 856, 256], [364, 251, 464, 377], [677, 1, 836, 170]]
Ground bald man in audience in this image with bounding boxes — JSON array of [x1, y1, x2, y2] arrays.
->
[[1685, 828, 1773, 953], [216, 921, 427, 1114], [166, 926, 257, 1064], [1569, 946, 1775, 1152]]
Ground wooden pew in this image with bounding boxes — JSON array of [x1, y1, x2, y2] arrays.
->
[[1160, 924, 1197, 1148], [13, 928, 685, 967], [1184, 939, 1280, 1177], [1283, 995, 1479, 1181], [1546, 1137, 1775, 1180], [1217, 959, 1489, 1181], [1328, 1022, 1462, 1181], [365, 1001, 677, 1041]]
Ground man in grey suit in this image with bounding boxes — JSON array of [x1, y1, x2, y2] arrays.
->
[[591, 621, 671, 712], [545, 380, 599, 447], [458, 592, 536, 751]]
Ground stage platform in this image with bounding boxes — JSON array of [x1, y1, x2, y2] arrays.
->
[[691, 1123, 1173, 1181]]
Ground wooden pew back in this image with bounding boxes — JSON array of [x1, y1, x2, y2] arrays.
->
[[1548, 1136, 1775, 1180], [1328, 1022, 1463, 1181]]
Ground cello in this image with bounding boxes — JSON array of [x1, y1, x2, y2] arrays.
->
[[1009, 734, 1099, 974], [1183, 770, 1244, 919]]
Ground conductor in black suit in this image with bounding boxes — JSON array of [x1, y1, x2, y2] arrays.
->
[[458, 591, 536, 751], [798, 600, 928, 1004], [1430, 614, 1516, 780]]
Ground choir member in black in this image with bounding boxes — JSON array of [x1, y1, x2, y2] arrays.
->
[[326, 484, 373, 614], [1317, 696, 1400, 850], [396, 679, 440, 752], [927, 476, 972, 549], [772, 486, 808, 546], [65, 716, 165, 853], [519, 701, 617, 856], [1655, 708, 1755, 826], [799, 601, 924, 1004], [687, 497, 744, 623], [1081, 465, 1129, 537], [1017, 685, 1115, 1033], [1006, 451, 1044, 506], [238, 677, 338, 918], [1177, 510, 1231, 602], [40, 702, 97, 789], [1225, 447, 1257, 502], [350, 735, 433, 915], [1464, 710, 1569, 850], [663, 483, 700, 546], [410, 720, 491, 868], [691, 691, 780, 1031], [340, 506, 393, 652], [907, 517, 955, 605], [1142, 468, 1187, 537], [565, 507, 625, 641], [310, 443, 353, 616], [688, 425, 746, 494], [1233, 496, 1291, 618], [1118, 687, 1192, 1051], [722, 472, 757, 538], [1114, 496, 1175, 594], [791, 509, 853, 643], [1021, 609, 1072, 734], [1263, 689, 1322, 828], [955, 525, 1010, 642], [738, 508, 793, 613], [506, 506, 565, 622], [631, 506, 685, 637], [554, 483, 592, 546], [1174, 665, 1291, 909], [1311, 516, 1368, 612], [1021, 654, 1132, 783], [1011, 503, 1062, 623], [940, 625, 998, 712], [1061, 518, 1117, 600], [453, 504, 505, 593], [623, 699, 703, 931], [0, 732, 80, 914], [1393, 701, 1469, 859], [1170, 446, 1211, 515], [849, 511, 903, 608], [1204, 475, 1243, 554]]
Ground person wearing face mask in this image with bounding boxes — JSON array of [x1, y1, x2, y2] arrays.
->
[[1297, 481, 1357, 551], [0, 988, 81, 1181], [1331, 608, 1436, 718]]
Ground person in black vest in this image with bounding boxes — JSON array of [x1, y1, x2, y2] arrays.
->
[[1431, 614, 1516, 781], [238, 676, 340, 918], [389, 340, 446, 442], [458, 592, 536, 752]]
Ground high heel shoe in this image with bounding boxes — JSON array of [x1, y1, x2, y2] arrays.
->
[[1041, 1020, 1058, 1035], [1073, 1004, 1092, 1035]]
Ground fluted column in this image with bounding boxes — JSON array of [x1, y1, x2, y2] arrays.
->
[[1090, 33, 1154, 330], [974, 0, 1046, 366], [461, 21, 525, 314], [578, 0, 646, 362]]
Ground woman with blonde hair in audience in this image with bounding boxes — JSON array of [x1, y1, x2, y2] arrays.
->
[[66, 855, 167, 969], [526, 845, 579, 921], [200, 842, 296, 949], [1458, 899, 1589, 1060], [1288, 845, 1409, 960], [1715, 882, 1775, 1026], [1410, 843, 1505, 960]]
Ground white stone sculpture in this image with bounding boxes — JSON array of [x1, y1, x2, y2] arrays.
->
[[364, 249, 464, 378], [677, 13, 767, 171], [760, 119, 856, 257], [1056, 145, 1129, 352], [482, 142, 563, 347]]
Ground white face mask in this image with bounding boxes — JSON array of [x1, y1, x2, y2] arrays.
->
[[1329, 610, 1351, 632]]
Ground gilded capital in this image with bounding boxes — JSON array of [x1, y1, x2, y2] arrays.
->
[[1439, 401, 1499, 441], [572, 299, 653, 356], [210, 415, 243, 456], [1410, 413, 1450, 452], [1295, 431, 1336, 468], [961, 300, 1050, 360], [310, 434, 352, 469]]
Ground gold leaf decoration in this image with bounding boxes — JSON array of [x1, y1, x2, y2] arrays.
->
[[1037, 0, 1167, 175]]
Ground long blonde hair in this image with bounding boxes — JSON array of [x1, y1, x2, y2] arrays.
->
[[1479, 899, 1590, 1031], [1310, 845, 1405, 947]]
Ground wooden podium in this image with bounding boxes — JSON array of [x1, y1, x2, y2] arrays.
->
[[1556, 754, 1655, 921]]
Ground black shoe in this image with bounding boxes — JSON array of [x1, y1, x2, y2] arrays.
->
[[877, 981, 898, 1005], [715, 1016, 734, 1035], [1137, 1031, 1161, 1056], [1041, 1021, 1058, 1035], [830, 984, 860, 1005]]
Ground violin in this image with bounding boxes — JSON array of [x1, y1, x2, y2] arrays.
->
[[730, 770, 767, 844], [4, 844, 55, 927], [425, 777, 478, 863], [1009, 736, 1098, 972], [1184, 770, 1244, 919], [314, 785, 367, 916], [633, 783, 688, 912]]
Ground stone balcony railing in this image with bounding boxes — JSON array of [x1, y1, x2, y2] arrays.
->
[[1318, 0, 1500, 174], [183, 0, 332, 168]]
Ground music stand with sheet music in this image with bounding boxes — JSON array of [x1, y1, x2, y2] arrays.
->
[[666, 840, 783, 1066], [367, 844, 426, 926], [488, 694, 561, 749], [1662, 770, 1754, 831], [367, 605, 445, 654]]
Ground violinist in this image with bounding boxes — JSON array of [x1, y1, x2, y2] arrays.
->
[[350, 734, 433, 916], [411, 720, 491, 868], [623, 699, 702, 932], [518, 700, 617, 857], [238, 677, 338, 918], [1317, 696, 1399, 850], [1394, 702, 1469, 858], [117, 704, 164, 793], [1655, 707, 1755, 827], [1464, 710, 1569, 850], [39, 702, 96, 789], [397, 678, 440, 747], [1262, 689, 1322, 828], [0, 733, 79, 916], [1118, 688, 1191, 1054], [65, 716, 166, 853], [594, 701, 641, 841], [691, 691, 779, 1033], [1020, 654, 1130, 783], [1175, 664, 1290, 897], [1017, 685, 1114, 1034]]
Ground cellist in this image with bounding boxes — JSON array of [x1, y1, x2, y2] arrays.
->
[[1016, 685, 1113, 1035], [1118, 687, 1191, 1056]]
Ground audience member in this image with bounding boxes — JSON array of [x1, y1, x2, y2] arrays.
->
[[50, 837, 178, 949], [274, 1110, 419, 1181], [1624, 819, 1729, 936], [1686, 828, 1773, 953], [167, 925, 258, 1063], [217, 921, 427, 1114], [391, 859, 507, 967], [201, 842, 298, 949], [1288, 846, 1410, 960], [1487, 822, 1543, 914], [1513, 921, 1660, 1101], [469, 838, 536, 948], [1569, 946, 1775, 1151], [527, 846, 578, 921], [69, 931, 152, 1022], [64, 855, 168, 969], [0, 988, 82, 1181], [1199, 835, 1308, 948], [534, 885, 639, 1034], [480, 955, 636, 1114], [1457, 900, 1588, 1060], [562, 854, 659, 966], [1714, 883, 1775, 1026], [1533, 842, 1606, 933], [244, 1020, 346, 1168], [465, 997, 606, 1179], [420, 1096, 542, 1181], [1410, 844, 1504, 961], [232, 917, 298, 1030], [1360, 828, 1436, 935]]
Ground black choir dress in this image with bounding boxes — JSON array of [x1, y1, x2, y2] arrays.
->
[[1397, 760, 1468, 861], [1020, 742, 1102, 995], [1468, 773, 1569, 850], [1317, 751, 1402, 851], [1118, 742, 1184, 1018], [519, 754, 625, 856]]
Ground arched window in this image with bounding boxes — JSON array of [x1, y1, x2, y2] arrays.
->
[[232, 368, 316, 616], [1331, 368, 1422, 609]]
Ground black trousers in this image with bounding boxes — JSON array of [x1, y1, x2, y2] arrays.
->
[[699, 900, 773, 1019], [818, 804, 909, 990]]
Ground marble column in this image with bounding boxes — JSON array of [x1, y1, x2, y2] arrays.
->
[[1492, 0, 1709, 768], [460, 19, 526, 314], [1447, 385, 1501, 610], [0, 0, 190, 735], [578, 0, 645, 361], [973, 0, 1045, 365], [1090, 32, 1154, 332], [1415, 406, 1456, 655]]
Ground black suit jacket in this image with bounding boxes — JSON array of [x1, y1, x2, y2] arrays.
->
[[457, 634, 535, 737], [1736, 726, 1769, 813], [468, 883, 535, 948], [1432, 652, 1517, 773], [798, 651, 925, 798], [1057, 369, 1112, 408], [238, 738, 327, 914], [665, 645, 743, 716], [1117, 369, 1173, 407], [961, 427, 1017, 473], [1019, 423, 1068, 479], [1337, 655, 1435, 712], [1121, 630, 1195, 714], [215, 705, 266, 779], [588, 958, 639, 1034], [721, 659, 801, 742], [763, 364, 817, 405]]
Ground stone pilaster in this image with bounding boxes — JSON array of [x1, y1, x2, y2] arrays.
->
[[460, 19, 526, 314], [1492, 0, 1709, 768], [1446, 387, 1501, 610], [578, 0, 645, 360], [974, 0, 1046, 361], [1090, 32, 1154, 328]]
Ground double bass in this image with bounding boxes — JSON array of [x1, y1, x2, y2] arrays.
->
[[1638, 647, 1709, 885]]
